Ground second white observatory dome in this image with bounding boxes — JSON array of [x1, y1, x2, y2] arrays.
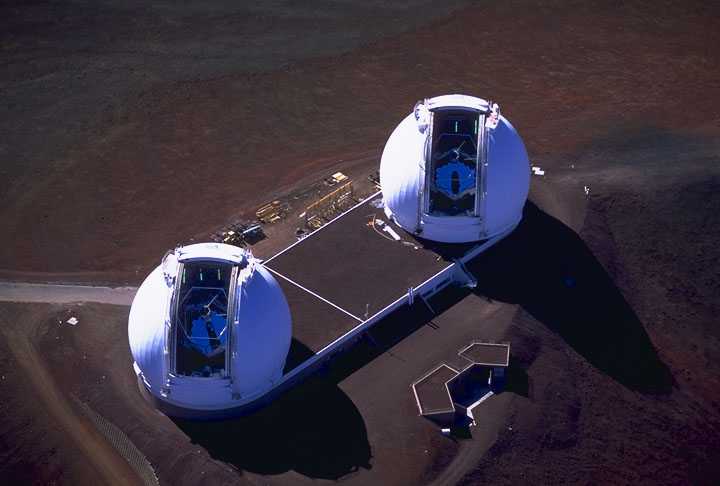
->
[[128, 243, 292, 419], [380, 94, 531, 243]]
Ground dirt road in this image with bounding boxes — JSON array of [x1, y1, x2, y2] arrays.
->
[[0, 282, 137, 305], [0, 303, 143, 485]]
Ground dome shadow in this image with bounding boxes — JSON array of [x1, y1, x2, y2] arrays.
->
[[173, 372, 372, 479], [173, 201, 670, 481], [464, 202, 672, 394]]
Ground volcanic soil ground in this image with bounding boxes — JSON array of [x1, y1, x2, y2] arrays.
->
[[1, 1, 720, 485]]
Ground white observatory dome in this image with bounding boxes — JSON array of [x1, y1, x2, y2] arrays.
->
[[128, 243, 292, 417], [380, 94, 531, 243]]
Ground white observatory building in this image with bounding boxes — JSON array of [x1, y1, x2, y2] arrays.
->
[[128, 243, 292, 419], [128, 94, 532, 421], [380, 94, 531, 243]]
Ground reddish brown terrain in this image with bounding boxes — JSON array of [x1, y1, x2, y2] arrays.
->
[[1, 1, 719, 485]]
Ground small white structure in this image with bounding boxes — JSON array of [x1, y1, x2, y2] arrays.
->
[[380, 94, 531, 243], [128, 243, 291, 418]]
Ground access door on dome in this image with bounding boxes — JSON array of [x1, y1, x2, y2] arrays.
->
[[170, 261, 237, 379], [423, 108, 486, 218]]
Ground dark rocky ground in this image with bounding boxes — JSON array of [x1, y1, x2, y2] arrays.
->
[[1, 1, 719, 484]]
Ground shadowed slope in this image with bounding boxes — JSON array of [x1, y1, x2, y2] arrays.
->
[[466, 202, 672, 394]]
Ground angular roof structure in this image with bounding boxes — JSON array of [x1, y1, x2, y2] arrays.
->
[[412, 342, 510, 423]]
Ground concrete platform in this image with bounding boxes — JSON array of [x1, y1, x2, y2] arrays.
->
[[265, 194, 454, 356], [235, 192, 516, 419]]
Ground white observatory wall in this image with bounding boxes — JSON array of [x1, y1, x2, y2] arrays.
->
[[485, 116, 531, 236], [232, 264, 292, 398], [379, 113, 424, 232], [128, 265, 169, 392]]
